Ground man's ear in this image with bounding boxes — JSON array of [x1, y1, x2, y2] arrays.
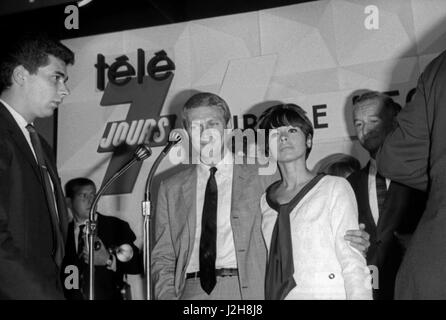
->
[[225, 118, 233, 130], [306, 134, 313, 149], [65, 197, 72, 209], [12, 65, 27, 86]]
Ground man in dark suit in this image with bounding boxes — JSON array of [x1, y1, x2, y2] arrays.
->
[[0, 34, 74, 299], [61, 178, 143, 300], [377, 50, 446, 299], [348, 91, 426, 300]]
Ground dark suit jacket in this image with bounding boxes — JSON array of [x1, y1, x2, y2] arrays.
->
[[61, 213, 142, 300], [0, 102, 69, 299], [377, 50, 446, 299], [348, 164, 426, 300]]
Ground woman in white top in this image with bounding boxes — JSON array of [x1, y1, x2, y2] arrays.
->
[[257, 104, 372, 300]]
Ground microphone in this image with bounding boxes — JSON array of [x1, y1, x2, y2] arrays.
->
[[144, 131, 181, 200], [133, 143, 152, 161], [160, 130, 182, 156], [141, 131, 182, 300], [86, 143, 151, 300]]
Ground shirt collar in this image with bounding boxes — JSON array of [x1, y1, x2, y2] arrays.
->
[[73, 213, 97, 228], [0, 98, 31, 129], [198, 150, 233, 177]]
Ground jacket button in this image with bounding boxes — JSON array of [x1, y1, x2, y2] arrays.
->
[[328, 273, 335, 279]]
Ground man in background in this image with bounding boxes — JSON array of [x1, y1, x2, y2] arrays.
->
[[62, 178, 142, 300], [348, 91, 426, 299]]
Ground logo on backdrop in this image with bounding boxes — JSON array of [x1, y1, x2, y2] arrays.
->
[[95, 49, 176, 195]]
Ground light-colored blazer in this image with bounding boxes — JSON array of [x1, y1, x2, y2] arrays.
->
[[152, 163, 275, 300], [261, 175, 372, 300]]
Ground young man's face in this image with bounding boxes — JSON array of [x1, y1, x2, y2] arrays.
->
[[69, 184, 96, 222], [22, 55, 70, 122], [185, 106, 229, 164], [353, 98, 394, 157]]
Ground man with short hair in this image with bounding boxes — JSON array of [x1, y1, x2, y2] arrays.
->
[[347, 91, 426, 300], [61, 178, 142, 300], [0, 33, 74, 299], [152, 92, 370, 300]]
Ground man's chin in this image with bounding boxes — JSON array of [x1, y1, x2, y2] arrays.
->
[[42, 109, 55, 118], [364, 146, 379, 157], [199, 153, 223, 166]]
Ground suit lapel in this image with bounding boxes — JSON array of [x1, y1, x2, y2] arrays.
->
[[0, 103, 42, 182], [230, 164, 245, 222], [66, 222, 75, 256], [181, 166, 197, 261], [359, 164, 378, 235], [376, 181, 404, 235], [44, 151, 69, 243]]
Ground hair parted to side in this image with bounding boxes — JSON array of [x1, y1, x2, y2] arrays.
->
[[0, 32, 75, 94], [257, 103, 314, 158], [353, 91, 402, 118], [182, 92, 231, 128], [65, 178, 96, 199]]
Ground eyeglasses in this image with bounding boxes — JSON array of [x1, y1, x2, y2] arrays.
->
[[75, 192, 96, 201]]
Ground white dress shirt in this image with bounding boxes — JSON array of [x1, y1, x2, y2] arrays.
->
[[368, 159, 390, 225], [186, 151, 237, 273], [0, 98, 37, 160]]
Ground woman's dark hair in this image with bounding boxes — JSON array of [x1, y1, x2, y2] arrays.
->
[[257, 103, 314, 158]]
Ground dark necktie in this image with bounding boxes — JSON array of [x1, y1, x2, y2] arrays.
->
[[26, 124, 64, 267], [199, 167, 218, 295], [77, 224, 85, 257], [376, 172, 387, 216], [265, 206, 296, 300]]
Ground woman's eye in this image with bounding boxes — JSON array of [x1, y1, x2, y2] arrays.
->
[[289, 128, 298, 133]]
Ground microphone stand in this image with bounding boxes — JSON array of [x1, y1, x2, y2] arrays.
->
[[87, 144, 151, 300], [142, 138, 180, 300]]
